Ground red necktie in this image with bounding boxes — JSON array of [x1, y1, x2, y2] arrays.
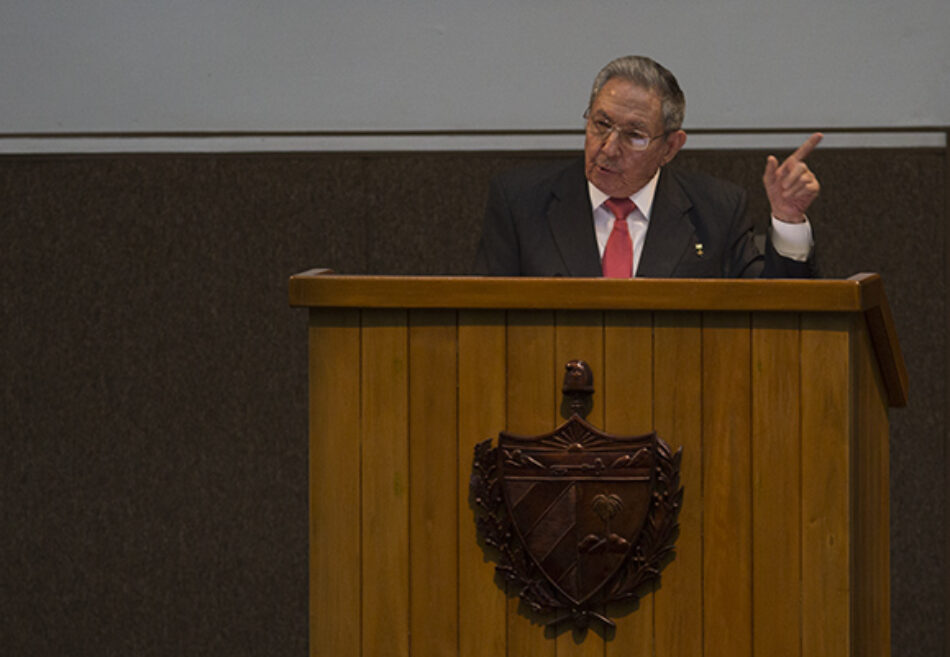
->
[[602, 197, 637, 278]]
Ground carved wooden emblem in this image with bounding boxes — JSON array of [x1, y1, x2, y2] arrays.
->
[[471, 361, 683, 631]]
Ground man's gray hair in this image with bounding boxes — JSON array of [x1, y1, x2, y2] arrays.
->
[[587, 56, 686, 132]]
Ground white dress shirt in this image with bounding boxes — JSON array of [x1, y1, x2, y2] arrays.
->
[[589, 170, 813, 276]]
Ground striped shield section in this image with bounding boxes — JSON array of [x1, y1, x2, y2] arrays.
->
[[500, 421, 656, 605]]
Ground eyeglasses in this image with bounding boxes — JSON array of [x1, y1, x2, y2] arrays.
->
[[584, 110, 668, 151]]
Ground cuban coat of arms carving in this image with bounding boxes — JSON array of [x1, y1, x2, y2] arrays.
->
[[470, 361, 683, 632]]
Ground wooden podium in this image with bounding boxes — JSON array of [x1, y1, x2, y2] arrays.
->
[[289, 271, 907, 657]]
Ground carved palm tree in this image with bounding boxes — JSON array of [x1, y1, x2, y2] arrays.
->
[[592, 493, 623, 534]]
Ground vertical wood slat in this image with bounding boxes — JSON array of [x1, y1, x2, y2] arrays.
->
[[507, 310, 557, 437], [800, 314, 852, 657], [409, 310, 459, 657], [751, 313, 802, 657], [555, 311, 606, 657], [702, 313, 753, 657], [458, 310, 508, 657], [603, 311, 655, 436], [506, 310, 556, 657], [360, 310, 410, 657], [604, 310, 656, 657], [309, 309, 362, 657], [652, 312, 703, 657], [853, 321, 891, 657]]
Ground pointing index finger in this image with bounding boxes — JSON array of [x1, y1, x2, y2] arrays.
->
[[791, 132, 824, 161]]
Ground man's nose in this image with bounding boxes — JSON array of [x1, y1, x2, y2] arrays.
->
[[601, 128, 623, 156]]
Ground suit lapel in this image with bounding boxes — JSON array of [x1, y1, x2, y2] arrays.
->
[[547, 160, 603, 277], [637, 169, 696, 277]]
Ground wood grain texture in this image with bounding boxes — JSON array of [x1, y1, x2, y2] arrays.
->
[[309, 309, 362, 657], [800, 314, 852, 657], [853, 320, 892, 657], [603, 311, 655, 436], [702, 313, 753, 657], [604, 311, 655, 657], [458, 311, 508, 657], [290, 274, 905, 409], [303, 292, 897, 657], [652, 312, 703, 657], [408, 310, 459, 657], [751, 313, 802, 657], [506, 311, 557, 437], [555, 311, 606, 657], [506, 310, 557, 656], [360, 310, 410, 657]]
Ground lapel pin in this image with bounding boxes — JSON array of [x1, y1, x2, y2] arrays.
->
[[695, 243, 704, 257]]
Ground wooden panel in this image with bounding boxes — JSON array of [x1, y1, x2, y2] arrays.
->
[[458, 310, 508, 657], [305, 294, 897, 657], [603, 311, 656, 657], [853, 320, 891, 657], [702, 313, 753, 657], [507, 310, 557, 435], [506, 310, 556, 656], [292, 273, 907, 408], [309, 309, 361, 657], [603, 311, 654, 436], [360, 309, 410, 657], [555, 310, 606, 657], [800, 314, 852, 657], [408, 310, 459, 656], [652, 312, 703, 657], [751, 313, 802, 657]]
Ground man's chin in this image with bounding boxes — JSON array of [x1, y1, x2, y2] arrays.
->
[[589, 168, 624, 196]]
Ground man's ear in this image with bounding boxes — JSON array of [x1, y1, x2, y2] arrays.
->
[[661, 130, 687, 165]]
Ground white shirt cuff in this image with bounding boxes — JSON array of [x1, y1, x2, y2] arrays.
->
[[769, 216, 814, 262]]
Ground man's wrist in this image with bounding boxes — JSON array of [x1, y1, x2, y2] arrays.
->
[[770, 215, 813, 262], [771, 211, 807, 224]]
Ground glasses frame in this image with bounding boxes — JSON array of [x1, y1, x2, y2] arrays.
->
[[583, 109, 670, 152]]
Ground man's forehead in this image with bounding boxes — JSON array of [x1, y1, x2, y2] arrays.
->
[[590, 92, 660, 129], [592, 81, 661, 114], [589, 107, 649, 125]]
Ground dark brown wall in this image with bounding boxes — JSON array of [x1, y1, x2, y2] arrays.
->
[[1, 147, 946, 656]]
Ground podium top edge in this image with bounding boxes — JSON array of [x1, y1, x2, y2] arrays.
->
[[288, 270, 882, 313]]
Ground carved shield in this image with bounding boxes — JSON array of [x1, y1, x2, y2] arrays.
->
[[471, 412, 682, 630], [499, 418, 656, 605]]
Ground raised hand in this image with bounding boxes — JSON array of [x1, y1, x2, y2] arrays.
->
[[763, 132, 823, 224]]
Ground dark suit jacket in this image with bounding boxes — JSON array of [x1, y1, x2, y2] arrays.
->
[[473, 158, 816, 278]]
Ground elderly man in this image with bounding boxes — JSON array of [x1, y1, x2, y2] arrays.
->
[[473, 55, 821, 278]]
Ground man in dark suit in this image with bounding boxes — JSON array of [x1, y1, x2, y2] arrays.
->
[[473, 55, 822, 278]]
